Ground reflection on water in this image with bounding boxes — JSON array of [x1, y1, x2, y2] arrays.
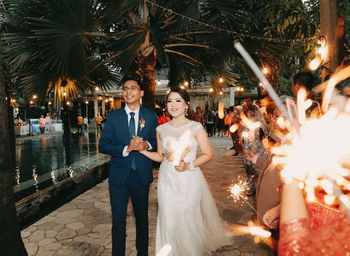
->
[[15, 132, 101, 200]]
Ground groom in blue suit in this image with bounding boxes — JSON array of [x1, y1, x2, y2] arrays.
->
[[99, 76, 157, 256]]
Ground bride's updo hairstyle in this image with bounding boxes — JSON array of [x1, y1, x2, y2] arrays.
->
[[166, 87, 190, 105]]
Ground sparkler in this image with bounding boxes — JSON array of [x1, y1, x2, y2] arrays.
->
[[228, 176, 263, 220], [272, 106, 350, 217], [156, 244, 172, 256], [230, 221, 272, 246], [169, 129, 191, 166], [228, 176, 249, 203], [247, 221, 272, 238], [234, 42, 291, 123]]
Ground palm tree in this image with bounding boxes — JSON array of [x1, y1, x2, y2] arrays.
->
[[2, 0, 120, 134], [0, 50, 27, 255], [0, 4, 28, 253], [3, 0, 318, 110], [102, 0, 317, 101]]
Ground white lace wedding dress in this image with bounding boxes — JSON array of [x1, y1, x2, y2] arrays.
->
[[156, 121, 232, 256]]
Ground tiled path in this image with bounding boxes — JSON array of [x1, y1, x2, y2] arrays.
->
[[22, 136, 272, 256]]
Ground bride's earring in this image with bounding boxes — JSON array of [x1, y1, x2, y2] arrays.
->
[[185, 107, 188, 116]]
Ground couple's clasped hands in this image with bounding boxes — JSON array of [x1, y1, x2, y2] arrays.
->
[[127, 136, 149, 152]]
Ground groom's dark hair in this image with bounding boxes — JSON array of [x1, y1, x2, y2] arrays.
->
[[121, 75, 144, 90]]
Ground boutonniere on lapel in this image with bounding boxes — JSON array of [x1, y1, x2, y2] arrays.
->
[[139, 118, 146, 131]]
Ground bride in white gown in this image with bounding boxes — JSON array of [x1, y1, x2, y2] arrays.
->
[[141, 87, 232, 255]]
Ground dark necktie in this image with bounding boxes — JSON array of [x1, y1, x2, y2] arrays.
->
[[129, 112, 136, 137], [129, 112, 136, 170]]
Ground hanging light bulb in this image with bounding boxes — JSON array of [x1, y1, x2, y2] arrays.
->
[[262, 66, 269, 75]]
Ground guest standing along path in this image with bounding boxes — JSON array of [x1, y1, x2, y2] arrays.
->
[[22, 136, 272, 256]]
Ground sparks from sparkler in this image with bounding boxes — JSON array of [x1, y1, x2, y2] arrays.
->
[[241, 130, 250, 140], [230, 221, 272, 246], [228, 176, 264, 219], [247, 221, 272, 238], [228, 176, 249, 203]]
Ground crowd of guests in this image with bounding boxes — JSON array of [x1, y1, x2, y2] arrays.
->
[[227, 67, 350, 255], [154, 63, 349, 254]]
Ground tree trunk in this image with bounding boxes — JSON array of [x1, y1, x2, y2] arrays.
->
[[6, 81, 16, 162], [0, 50, 28, 256], [61, 100, 71, 138], [138, 51, 156, 109], [270, 62, 281, 95], [320, 0, 338, 72], [142, 66, 156, 109]]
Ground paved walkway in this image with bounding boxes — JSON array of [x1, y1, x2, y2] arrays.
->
[[22, 136, 272, 256]]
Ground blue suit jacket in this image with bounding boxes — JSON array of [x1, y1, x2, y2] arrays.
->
[[98, 107, 158, 185]]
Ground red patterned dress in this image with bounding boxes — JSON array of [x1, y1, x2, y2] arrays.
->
[[279, 202, 350, 255]]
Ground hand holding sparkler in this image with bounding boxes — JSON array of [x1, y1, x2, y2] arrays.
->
[[263, 205, 280, 229], [171, 130, 192, 166], [174, 159, 192, 172]]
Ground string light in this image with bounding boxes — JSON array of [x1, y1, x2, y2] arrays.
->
[[262, 66, 269, 75], [145, 0, 317, 43]]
